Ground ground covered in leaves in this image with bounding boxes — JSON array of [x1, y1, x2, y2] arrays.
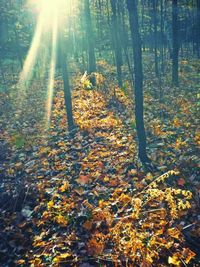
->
[[0, 59, 200, 266]]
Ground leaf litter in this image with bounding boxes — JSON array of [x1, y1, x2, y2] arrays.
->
[[0, 60, 200, 266]]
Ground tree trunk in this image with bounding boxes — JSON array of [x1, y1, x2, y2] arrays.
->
[[110, 0, 123, 87], [59, 31, 75, 132], [126, 0, 148, 162], [152, 0, 159, 77], [160, 0, 165, 73], [84, 0, 96, 80], [197, 0, 200, 57], [172, 0, 179, 86]]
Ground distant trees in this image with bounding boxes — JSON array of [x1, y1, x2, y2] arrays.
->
[[1, 0, 200, 157]]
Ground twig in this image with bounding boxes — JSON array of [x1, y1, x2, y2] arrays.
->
[[183, 223, 196, 231]]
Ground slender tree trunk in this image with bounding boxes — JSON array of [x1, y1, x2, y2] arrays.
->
[[14, 27, 23, 69], [84, 0, 96, 79], [126, 0, 148, 162], [97, 0, 103, 57], [160, 0, 165, 73], [141, 0, 146, 51], [110, 0, 123, 87], [153, 0, 159, 77], [197, 0, 200, 57], [172, 0, 179, 86], [59, 31, 75, 132], [119, 0, 134, 86], [0, 59, 6, 86]]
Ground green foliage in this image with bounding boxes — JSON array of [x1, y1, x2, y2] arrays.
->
[[130, 120, 136, 129], [12, 133, 25, 149], [121, 81, 129, 96]]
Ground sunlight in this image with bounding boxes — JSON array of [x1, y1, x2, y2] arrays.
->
[[46, 14, 58, 127], [16, 0, 78, 129], [30, 0, 67, 27], [19, 12, 44, 83], [17, 0, 67, 126], [40, 0, 67, 11], [20, 0, 67, 85]]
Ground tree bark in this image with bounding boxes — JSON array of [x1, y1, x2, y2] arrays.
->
[[126, 0, 148, 162], [152, 0, 159, 77], [172, 0, 179, 86], [197, 0, 200, 57], [84, 0, 96, 77], [110, 0, 123, 87], [59, 31, 75, 132]]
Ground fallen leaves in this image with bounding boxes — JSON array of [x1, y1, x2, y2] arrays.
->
[[52, 252, 72, 264], [58, 181, 70, 192], [168, 249, 196, 266], [87, 232, 107, 256], [1, 62, 199, 267], [177, 178, 186, 186], [55, 214, 68, 227]]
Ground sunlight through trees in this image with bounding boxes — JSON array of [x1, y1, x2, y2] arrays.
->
[[0, 0, 199, 266]]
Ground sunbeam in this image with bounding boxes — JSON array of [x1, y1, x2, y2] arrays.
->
[[46, 12, 58, 127], [14, 0, 75, 131], [19, 12, 44, 84]]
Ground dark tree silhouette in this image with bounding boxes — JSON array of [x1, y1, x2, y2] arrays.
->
[[59, 31, 75, 132], [110, 0, 123, 87], [172, 0, 179, 86], [84, 0, 96, 79], [126, 0, 148, 162]]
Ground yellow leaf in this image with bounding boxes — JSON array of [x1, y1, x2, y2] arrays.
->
[[55, 214, 68, 226], [16, 259, 25, 265], [53, 253, 72, 263], [146, 172, 153, 180], [168, 256, 181, 266], [103, 176, 110, 182], [47, 200, 54, 209], [59, 181, 69, 192], [168, 228, 181, 239], [173, 118, 181, 127]]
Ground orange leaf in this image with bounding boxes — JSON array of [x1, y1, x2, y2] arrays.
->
[[177, 178, 185, 186], [83, 220, 93, 230], [108, 179, 119, 187], [77, 175, 90, 185]]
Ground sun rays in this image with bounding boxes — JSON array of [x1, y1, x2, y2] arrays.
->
[[46, 12, 58, 127], [16, 0, 76, 130]]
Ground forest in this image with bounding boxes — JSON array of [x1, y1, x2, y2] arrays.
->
[[0, 0, 200, 266]]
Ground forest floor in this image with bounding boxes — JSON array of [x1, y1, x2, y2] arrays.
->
[[0, 58, 200, 266]]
